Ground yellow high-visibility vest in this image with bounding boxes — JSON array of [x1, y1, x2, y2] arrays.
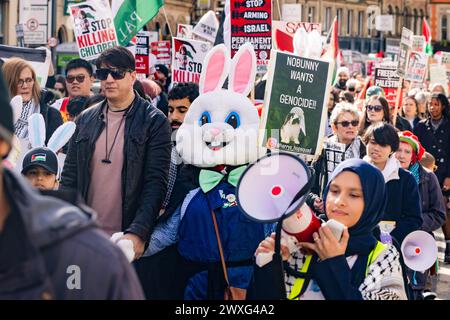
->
[[288, 241, 388, 300]]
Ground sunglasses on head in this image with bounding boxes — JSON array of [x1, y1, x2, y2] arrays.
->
[[66, 75, 86, 83], [367, 105, 383, 112], [96, 68, 132, 80], [336, 120, 359, 127]]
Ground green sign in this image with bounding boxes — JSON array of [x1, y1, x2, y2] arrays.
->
[[64, 0, 84, 16], [260, 50, 333, 160], [57, 53, 80, 68]]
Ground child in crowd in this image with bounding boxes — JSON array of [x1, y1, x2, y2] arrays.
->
[[21, 147, 59, 190]]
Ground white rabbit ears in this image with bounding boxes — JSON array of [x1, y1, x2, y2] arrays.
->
[[293, 28, 323, 59], [199, 43, 257, 97], [28, 113, 76, 152]]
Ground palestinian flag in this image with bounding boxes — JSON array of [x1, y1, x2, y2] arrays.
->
[[422, 18, 433, 56], [112, 0, 164, 46]]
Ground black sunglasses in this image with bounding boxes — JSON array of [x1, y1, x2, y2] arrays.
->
[[336, 120, 359, 127], [367, 105, 383, 112], [96, 68, 132, 80], [66, 75, 86, 83]]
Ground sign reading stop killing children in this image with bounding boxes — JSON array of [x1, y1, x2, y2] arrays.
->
[[260, 50, 333, 160], [374, 64, 400, 107], [230, 0, 272, 74], [404, 51, 428, 82], [70, 0, 118, 61], [172, 37, 211, 85]]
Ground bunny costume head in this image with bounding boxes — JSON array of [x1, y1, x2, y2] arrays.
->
[[176, 43, 265, 168]]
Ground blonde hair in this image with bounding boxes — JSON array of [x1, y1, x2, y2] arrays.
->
[[2, 58, 41, 103]]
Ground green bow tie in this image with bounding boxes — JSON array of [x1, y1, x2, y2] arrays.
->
[[199, 166, 247, 193]]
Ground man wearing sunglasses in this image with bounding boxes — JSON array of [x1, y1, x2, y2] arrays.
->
[[52, 59, 95, 122], [61, 47, 172, 264]]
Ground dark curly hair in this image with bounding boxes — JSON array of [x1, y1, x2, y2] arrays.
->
[[168, 82, 199, 103]]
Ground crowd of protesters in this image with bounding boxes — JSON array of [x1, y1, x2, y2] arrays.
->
[[0, 48, 449, 300]]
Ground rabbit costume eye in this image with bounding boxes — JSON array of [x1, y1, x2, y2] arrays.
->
[[199, 112, 211, 126], [225, 112, 240, 129]]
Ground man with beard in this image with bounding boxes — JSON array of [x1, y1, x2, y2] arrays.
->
[[163, 82, 199, 210], [134, 82, 199, 299], [334, 66, 350, 91]]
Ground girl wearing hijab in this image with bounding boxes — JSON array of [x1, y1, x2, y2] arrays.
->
[[255, 159, 407, 300]]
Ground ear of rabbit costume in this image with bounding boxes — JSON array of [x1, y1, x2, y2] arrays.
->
[[168, 43, 268, 299], [9, 113, 76, 176]]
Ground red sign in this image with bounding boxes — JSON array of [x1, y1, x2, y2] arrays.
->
[[150, 40, 171, 65], [135, 32, 150, 75], [230, 0, 272, 74]]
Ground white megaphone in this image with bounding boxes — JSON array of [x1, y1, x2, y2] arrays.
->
[[401, 231, 438, 272], [237, 152, 339, 267]]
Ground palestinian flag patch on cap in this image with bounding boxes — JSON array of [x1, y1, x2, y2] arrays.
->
[[31, 153, 46, 162]]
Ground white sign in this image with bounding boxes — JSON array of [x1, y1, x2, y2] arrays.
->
[[192, 10, 219, 44], [19, 0, 51, 45], [366, 5, 381, 30], [441, 51, 450, 64], [412, 35, 425, 53], [148, 31, 159, 43], [282, 4, 302, 22], [429, 64, 448, 85], [375, 15, 393, 32]]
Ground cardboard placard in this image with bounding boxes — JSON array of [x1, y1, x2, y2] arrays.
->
[[150, 40, 171, 65], [260, 50, 333, 160], [177, 24, 193, 39], [135, 31, 151, 75], [272, 21, 321, 52], [397, 27, 413, 77], [374, 65, 401, 107], [69, 0, 118, 61], [404, 51, 428, 82], [172, 37, 212, 85], [230, 0, 272, 74]]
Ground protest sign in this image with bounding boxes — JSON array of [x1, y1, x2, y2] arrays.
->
[[177, 24, 193, 39], [386, 38, 400, 62], [0, 45, 51, 86], [69, 0, 118, 61], [281, 4, 302, 21], [151, 41, 171, 65], [172, 37, 212, 85], [441, 51, 450, 64], [260, 50, 333, 160], [374, 64, 401, 107], [412, 35, 425, 53], [148, 31, 159, 43], [324, 141, 346, 181], [192, 11, 219, 43], [230, 0, 272, 74], [397, 27, 413, 77], [429, 64, 447, 86], [404, 51, 428, 82], [272, 21, 321, 52], [135, 31, 151, 75]]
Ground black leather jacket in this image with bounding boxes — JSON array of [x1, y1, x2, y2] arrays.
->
[[60, 93, 172, 242]]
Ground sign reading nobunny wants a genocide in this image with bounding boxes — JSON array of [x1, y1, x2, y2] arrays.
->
[[260, 50, 333, 160]]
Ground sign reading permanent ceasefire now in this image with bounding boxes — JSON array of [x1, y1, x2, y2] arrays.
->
[[230, 0, 272, 74], [260, 51, 332, 160], [69, 0, 118, 61]]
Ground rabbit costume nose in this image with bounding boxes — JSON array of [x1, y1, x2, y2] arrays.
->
[[209, 127, 221, 137]]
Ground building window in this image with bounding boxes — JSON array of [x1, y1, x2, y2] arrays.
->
[[442, 15, 448, 41], [395, 6, 401, 35], [325, 7, 332, 31], [337, 8, 343, 35], [387, 5, 394, 36], [403, 8, 409, 32], [357, 11, 364, 36], [308, 6, 316, 23], [347, 10, 353, 36]]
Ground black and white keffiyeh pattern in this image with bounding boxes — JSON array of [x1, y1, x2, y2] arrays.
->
[[161, 145, 179, 209], [284, 244, 407, 300], [14, 99, 37, 139]]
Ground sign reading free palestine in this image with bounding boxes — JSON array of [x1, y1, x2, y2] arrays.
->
[[260, 50, 333, 161]]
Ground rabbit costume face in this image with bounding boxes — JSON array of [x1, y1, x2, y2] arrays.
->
[[176, 43, 265, 167]]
